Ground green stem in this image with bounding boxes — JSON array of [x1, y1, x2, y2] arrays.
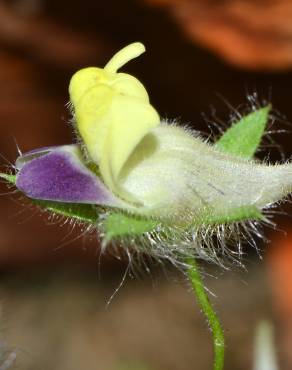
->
[[186, 258, 225, 370]]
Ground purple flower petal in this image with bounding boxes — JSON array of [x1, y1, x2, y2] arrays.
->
[[16, 145, 120, 206]]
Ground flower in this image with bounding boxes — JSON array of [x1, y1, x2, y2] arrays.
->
[[2, 42, 292, 264]]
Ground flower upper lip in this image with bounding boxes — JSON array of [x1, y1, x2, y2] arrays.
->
[[69, 42, 160, 204]]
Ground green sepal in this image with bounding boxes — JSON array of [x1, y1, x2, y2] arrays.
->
[[0, 173, 17, 184], [216, 105, 271, 158], [195, 205, 264, 226], [0, 173, 98, 224], [104, 212, 158, 241], [34, 200, 98, 223]]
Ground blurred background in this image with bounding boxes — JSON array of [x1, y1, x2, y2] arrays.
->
[[0, 0, 292, 369]]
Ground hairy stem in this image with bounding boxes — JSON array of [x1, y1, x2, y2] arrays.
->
[[186, 258, 225, 370]]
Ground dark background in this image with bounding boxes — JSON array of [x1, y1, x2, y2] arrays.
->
[[0, 1, 291, 369]]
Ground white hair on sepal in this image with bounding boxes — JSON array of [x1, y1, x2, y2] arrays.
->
[[165, 117, 202, 135], [94, 127, 292, 270], [202, 92, 269, 142], [96, 206, 274, 272], [206, 91, 292, 162], [262, 110, 292, 162], [96, 178, 292, 273], [62, 90, 292, 270]]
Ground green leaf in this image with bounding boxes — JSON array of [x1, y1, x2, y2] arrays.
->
[[216, 105, 271, 158], [104, 212, 158, 241]]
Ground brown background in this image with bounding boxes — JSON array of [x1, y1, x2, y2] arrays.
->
[[0, 1, 292, 369]]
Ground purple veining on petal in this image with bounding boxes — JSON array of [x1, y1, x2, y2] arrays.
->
[[16, 146, 119, 206]]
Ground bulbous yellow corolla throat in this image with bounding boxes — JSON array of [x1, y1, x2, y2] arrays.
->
[[69, 42, 160, 203]]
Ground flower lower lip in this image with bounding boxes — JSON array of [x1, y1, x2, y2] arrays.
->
[[15, 145, 120, 206]]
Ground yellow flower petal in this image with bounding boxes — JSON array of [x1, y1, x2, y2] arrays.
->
[[69, 42, 160, 202]]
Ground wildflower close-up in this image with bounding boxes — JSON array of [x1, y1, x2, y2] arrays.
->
[[2, 42, 291, 265], [1, 40, 292, 370]]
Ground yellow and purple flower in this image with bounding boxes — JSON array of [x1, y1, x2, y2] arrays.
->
[[3, 42, 292, 264]]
